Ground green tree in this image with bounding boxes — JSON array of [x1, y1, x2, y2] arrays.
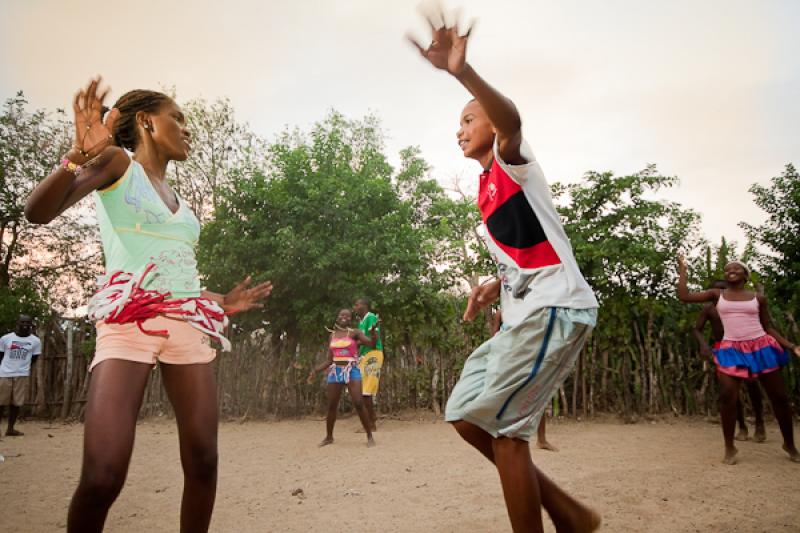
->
[[741, 164, 800, 312], [200, 112, 433, 350], [0, 92, 102, 311], [552, 166, 706, 415], [169, 96, 267, 223]]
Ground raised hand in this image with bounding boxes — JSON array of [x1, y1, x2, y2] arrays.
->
[[222, 276, 273, 315], [463, 278, 501, 322], [793, 345, 800, 358], [408, 6, 473, 76], [72, 77, 119, 160]]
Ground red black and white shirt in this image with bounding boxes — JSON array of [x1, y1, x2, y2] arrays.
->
[[478, 139, 598, 327]]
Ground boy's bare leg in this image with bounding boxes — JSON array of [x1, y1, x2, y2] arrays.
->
[[363, 395, 378, 431], [6, 405, 23, 436], [494, 437, 545, 532], [536, 417, 558, 451], [453, 420, 600, 532]]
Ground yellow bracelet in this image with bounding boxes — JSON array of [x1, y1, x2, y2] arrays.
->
[[60, 157, 83, 176]]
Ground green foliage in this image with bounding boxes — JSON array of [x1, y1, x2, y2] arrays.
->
[[0, 279, 50, 334], [200, 111, 456, 349], [6, 87, 799, 417], [168, 96, 267, 223], [552, 166, 711, 414], [553, 164, 702, 300], [0, 92, 101, 310], [741, 164, 800, 311]]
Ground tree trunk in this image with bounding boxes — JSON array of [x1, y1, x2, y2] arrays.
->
[[60, 322, 74, 420]]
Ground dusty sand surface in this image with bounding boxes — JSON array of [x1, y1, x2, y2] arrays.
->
[[1, 415, 799, 532]]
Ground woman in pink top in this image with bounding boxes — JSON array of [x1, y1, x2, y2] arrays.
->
[[678, 255, 800, 464], [308, 308, 379, 447]]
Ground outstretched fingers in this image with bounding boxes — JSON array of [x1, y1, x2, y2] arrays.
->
[[72, 90, 83, 115], [232, 275, 253, 293], [105, 107, 120, 134], [83, 79, 97, 113], [251, 281, 273, 300], [406, 33, 428, 57]]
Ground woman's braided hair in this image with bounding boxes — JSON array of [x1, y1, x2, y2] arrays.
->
[[107, 90, 172, 151]]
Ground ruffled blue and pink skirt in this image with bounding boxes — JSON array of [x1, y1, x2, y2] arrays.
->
[[712, 335, 789, 378]]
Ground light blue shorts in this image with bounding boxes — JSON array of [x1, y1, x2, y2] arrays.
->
[[445, 307, 596, 441], [327, 364, 362, 384]]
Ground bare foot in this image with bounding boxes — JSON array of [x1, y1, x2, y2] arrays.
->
[[536, 440, 559, 452], [318, 437, 334, 447], [783, 443, 800, 463], [5, 429, 23, 437], [367, 436, 376, 448], [734, 428, 749, 441], [723, 446, 738, 465], [754, 424, 766, 443]]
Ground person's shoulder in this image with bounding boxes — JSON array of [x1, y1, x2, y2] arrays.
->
[[492, 137, 544, 186], [96, 149, 134, 193]]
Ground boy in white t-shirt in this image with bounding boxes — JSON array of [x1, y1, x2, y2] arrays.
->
[[0, 315, 42, 436], [409, 8, 600, 532]]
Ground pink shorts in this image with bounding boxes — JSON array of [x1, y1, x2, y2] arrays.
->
[[91, 316, 217, 371]]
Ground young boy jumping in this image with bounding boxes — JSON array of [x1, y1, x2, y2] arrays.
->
[[409, 8, 600, 532]]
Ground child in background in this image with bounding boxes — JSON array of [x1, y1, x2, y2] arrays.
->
[[678, 255, 799, 464]]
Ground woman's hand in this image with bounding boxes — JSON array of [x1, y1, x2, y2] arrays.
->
[[223, 276, 273, 315], [72, 77, 119, 161]]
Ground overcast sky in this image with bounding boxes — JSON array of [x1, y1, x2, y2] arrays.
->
[[2, 0, 798, 248]]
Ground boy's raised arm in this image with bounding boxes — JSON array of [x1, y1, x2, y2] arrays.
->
[[408, 12, 525, 165]]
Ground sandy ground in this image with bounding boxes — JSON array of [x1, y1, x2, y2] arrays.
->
[[1, 415, 799, 532]]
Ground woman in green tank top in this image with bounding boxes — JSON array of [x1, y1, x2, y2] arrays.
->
[[26, 77, 273, 533]]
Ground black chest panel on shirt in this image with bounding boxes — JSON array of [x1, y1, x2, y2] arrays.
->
[[486, 191, 547, 249]]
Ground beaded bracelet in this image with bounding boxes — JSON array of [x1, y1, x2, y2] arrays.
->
[[61, 157, 83, 176]]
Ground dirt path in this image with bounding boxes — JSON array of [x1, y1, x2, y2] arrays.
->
[[1, 416, 798, 532]]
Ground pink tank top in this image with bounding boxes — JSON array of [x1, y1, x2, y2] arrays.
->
[[716, 292, 766, 341], [329, 335, 359, 362]]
